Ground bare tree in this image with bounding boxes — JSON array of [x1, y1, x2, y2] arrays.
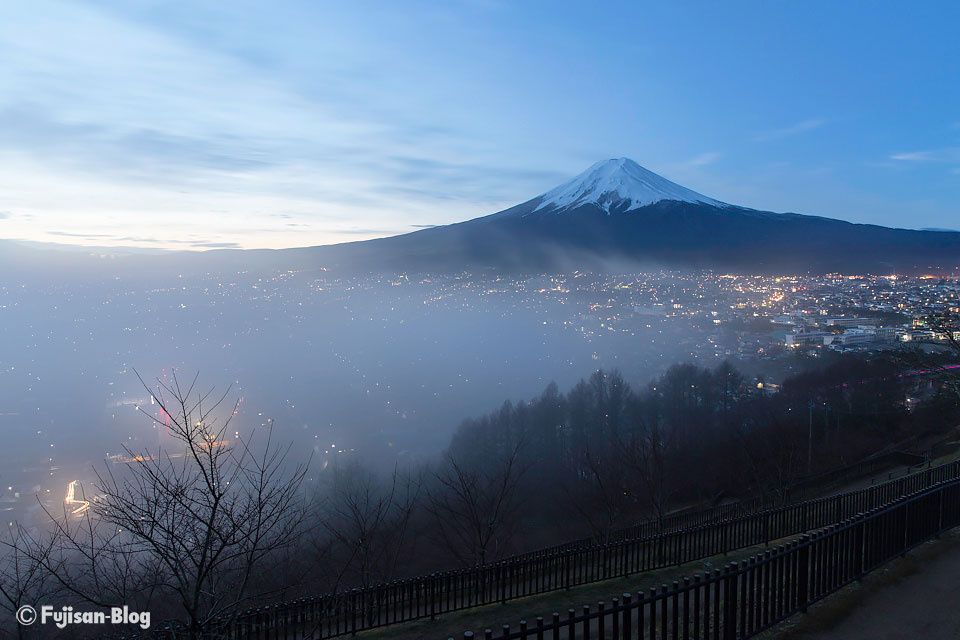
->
[[736, 418, 806, 506], [30, 500, 162, 615], [561, 441, 632, 541], [319, 462, 421, 590], [0, 524, 58, 640], [33, 371, 309, 638], [425, 442, 525, 566], [620, 419, 674, 527]]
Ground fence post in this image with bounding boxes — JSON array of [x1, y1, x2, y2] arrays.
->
[[854, 514, 866, 580], [723, 564, 738, 640], [611, 597, 619, 640], [901, 500, 910, 557], [693, 574, 702, 639], [350, 591, 357, 634], [797, 534, 810, 613], [682, 577, 690, 640], [500, 564, 506, 604], [672, 580, 680, 639], [621, 593, 632, 640], [937, 484, 945, 537]]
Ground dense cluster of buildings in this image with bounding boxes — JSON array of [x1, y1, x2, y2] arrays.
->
[[764, 275, 960, 351], [388, 271, 960, 360], [467, 271, 958, 358]]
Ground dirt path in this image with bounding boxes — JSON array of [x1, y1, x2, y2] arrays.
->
[[766, 530, 960, 640]]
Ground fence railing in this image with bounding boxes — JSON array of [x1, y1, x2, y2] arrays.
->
[[540, 431, 957, 556], [454, 478, 960, 640], [221, 459, 960, 639]]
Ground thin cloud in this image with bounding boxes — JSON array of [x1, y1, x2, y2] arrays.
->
[[191, 241, 241, 248], [331, 227, 400, 235], [48, 231, 115, 239], [0, 211, 11, 219], [112, 236, 203, 245], [683, 152, 722, 167], [755, 119, 825, 142], [890, 151, 935, 161], [889, 148, 960, 162], [43, 232, 243, 250]]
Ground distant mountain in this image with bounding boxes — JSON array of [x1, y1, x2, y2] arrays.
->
[[313, 157, 960, 275], [4, 158, 959, 280]]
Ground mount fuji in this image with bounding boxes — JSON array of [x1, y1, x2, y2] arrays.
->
[[314, 157, 960, 274], [7, 158, 957, 279]]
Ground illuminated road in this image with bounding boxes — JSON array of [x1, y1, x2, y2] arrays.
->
[[64, 480, 91, 516]]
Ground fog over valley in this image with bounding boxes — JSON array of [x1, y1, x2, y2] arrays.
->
[[1, 265, 721, 525]]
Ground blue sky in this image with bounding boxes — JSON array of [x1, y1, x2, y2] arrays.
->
[[1, 1, 958, 250]]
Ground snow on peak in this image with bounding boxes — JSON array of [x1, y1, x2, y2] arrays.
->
[[534, 158, 725, 213]]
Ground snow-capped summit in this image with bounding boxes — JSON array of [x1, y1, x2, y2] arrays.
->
[[534, 158, 726, 213]]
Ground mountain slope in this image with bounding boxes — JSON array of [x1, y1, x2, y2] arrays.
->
[[4, 158, 958, 279], [313, 158, 960, 275]]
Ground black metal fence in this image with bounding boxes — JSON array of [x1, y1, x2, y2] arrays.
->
[[221, 459, 960, 639], [454, 479, 960, 640], [538, 432, 955, 555]]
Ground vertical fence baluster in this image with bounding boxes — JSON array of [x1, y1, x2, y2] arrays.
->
[[693, 575, 701, 640], [621, 594, 631, 640], [722, 564, 736, 640], [636, 593, 645, 640], [611, 598, 619, 640]]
